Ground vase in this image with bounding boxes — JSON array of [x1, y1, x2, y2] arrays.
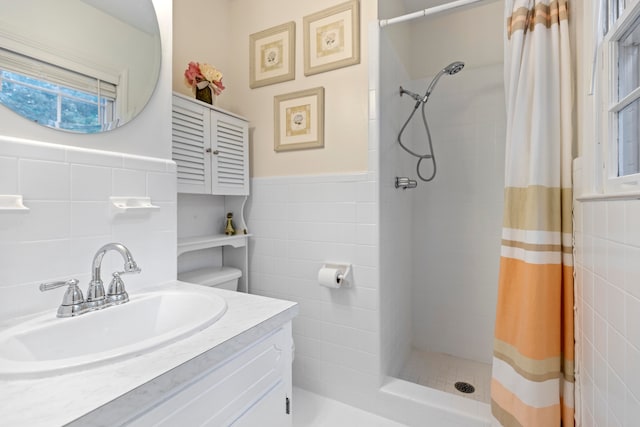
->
[[195, 85, 214, 105]]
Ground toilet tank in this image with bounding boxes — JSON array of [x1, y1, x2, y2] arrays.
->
[[178, 266, 242, 291]]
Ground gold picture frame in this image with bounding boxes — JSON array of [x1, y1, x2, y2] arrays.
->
[[274, 87, 325, 152], [303, 0, 360, 76], [250, 21, 295, 88]]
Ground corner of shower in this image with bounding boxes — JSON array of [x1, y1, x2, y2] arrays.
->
[[376, 0, 505, 425]]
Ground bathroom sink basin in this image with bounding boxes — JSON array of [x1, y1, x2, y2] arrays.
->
[[0, 287, 227, 378]]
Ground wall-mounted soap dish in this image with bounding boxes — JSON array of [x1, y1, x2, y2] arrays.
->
[[110, 197, 160, 215], [0, 195, 30, 213]]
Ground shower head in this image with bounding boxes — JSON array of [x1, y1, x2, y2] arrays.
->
[[423, 61, 465, 102], [444, 61, 465, 75]]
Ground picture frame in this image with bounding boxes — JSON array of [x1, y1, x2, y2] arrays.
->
[[303, 0, 360, 76], [274, 87, 325, 152], [250, 21, 295, 88]]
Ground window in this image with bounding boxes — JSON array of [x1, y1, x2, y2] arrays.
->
[[0, 48, 117, 133], [597, 0, 640, 193]]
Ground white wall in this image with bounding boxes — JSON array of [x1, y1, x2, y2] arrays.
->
[[0, 137, 177, 320], [573, 1, 640, 426], [378, 23, 414, 379], [0, 0, 175, 321], [0, 0, 172, 160], [574, 198, 640, 427], [245, 173, 381, 408], [407, 0, 503, 80]]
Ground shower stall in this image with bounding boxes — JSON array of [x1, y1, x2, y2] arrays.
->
[[376, 0, 505, 414]]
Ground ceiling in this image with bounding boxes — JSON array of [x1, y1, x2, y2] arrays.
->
[[402, 0, 456, 13]]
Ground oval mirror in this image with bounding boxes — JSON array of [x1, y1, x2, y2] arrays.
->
[[0, 0, 161, 134]]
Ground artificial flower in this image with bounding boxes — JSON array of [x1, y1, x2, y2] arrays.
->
[[184, 62, 225, 96]]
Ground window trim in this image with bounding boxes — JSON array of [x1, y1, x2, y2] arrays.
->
[[598, 0, 640, 195]]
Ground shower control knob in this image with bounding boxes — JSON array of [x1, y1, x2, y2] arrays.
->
[[395, 177, 418, 190]]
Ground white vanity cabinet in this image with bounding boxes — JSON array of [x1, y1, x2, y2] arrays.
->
[[4, 284, 301, 427], [126, 322, 293, 427], [172, 92, 249, 196]]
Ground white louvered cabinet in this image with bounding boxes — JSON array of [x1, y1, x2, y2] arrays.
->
[[172, 93, 249, 196]]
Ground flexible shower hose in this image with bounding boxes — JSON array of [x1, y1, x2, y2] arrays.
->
[[397, 99, 437, 182]]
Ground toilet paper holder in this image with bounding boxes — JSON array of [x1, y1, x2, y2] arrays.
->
[[320, 263, 352, 287]]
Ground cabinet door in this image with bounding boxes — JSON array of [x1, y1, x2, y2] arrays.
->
[[124, 326, 291, 427], [172, 95, 212, 194], [211, 112, 249, 196], [230, 381, 290, 427]]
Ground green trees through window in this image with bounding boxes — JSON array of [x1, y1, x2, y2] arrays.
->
[[0, 70, 112, 133]]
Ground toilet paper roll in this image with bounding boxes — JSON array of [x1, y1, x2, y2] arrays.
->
[[318, 267, 342, 288]]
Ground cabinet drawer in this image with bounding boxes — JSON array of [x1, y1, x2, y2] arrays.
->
[[127, 327, 288, 427]]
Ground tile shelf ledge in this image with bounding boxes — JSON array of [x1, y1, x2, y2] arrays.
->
[[177, 234, 252, 256], [110, 197, 160, 214], [0, 195, 29, 212]]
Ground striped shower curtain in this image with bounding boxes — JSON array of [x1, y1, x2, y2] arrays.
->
[[491, 1, 574, 426]]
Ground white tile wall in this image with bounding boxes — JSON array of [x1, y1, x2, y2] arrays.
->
[[575, 199, 640, 426], [246, 172, 381, 406], [409, 63, 505, 364], [0, 137, 177, 321], [378, 22, 414, 380]]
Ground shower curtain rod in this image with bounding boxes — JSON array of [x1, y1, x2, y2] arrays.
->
[[379, 0, 491, 27]]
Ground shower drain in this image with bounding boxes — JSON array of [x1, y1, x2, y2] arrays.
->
[[454, 381, 475, 394]]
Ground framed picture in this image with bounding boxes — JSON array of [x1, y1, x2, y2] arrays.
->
[[250, 21, 295, 88], [303, 0, 360, 76], [274, 87, 325, 152]]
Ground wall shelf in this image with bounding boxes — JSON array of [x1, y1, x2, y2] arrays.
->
[[177, 233, 251, 256], [0, 195, 29, 212], [110, 197, 160, 214]]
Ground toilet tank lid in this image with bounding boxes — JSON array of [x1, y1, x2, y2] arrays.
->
[[178, 266, 242, 286]]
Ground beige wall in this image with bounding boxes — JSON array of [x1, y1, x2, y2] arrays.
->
[[173, 0, 374, 177], [172, 0, 232, 100]]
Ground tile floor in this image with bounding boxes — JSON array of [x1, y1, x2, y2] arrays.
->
[[398, 349, 492, 404], [292, 387, 406, 427]]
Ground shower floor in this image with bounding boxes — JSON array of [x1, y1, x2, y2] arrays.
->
[[398, 349, 492, 404]]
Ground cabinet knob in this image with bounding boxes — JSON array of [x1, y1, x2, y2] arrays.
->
[[205, 148, 212, 153], [212, 150, 220, 155]]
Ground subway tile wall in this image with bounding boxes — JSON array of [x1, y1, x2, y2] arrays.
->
[[0, 136, 177, 321], [377, 22, 414, 380], [575, 199, 640, 427], [245, 173, 381, 408], [408, 63, 505, 364]]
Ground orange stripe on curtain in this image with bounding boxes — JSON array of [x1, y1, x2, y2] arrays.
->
[[495, 257, 562, 361]]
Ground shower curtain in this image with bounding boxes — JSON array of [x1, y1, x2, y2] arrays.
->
[[491, 1, 573, 426]]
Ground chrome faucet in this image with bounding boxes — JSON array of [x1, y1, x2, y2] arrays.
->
[[87, 243, 141, 309], [40, 242, 141, 317]]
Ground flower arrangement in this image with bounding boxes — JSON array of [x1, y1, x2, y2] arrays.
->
[[184, 62, 225, 96]]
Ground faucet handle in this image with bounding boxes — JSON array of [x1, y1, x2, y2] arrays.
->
[[106, 272, 129, 305], [40, 278, 79, 292], [39, 279, 87, 317]]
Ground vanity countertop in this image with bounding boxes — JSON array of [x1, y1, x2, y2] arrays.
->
[[0, 281, 298, 427]]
